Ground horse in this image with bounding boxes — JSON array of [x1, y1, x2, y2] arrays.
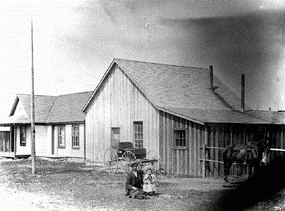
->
[[223, 139, 269, 183]]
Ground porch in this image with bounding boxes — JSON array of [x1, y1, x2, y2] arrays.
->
[[0, 152, 15, 159]]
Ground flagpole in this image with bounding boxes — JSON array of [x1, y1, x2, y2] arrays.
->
[[31, 13, 36, 175]]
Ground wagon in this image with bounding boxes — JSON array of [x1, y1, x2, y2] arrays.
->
[[103, 142, 163, 175]]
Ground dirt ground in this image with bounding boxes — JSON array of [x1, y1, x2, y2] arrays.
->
[[0, 158, 285, 211]]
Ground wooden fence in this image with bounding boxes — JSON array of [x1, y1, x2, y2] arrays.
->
[[200, 145, 285, 178]]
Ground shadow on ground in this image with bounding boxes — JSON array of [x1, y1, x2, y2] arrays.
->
[[208, 157, 285, 211]]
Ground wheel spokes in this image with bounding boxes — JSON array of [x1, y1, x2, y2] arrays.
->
[[103, 148, 118, 174], [146, 150, 159, 161], [122, 151, 136, 162], [121, 151, 136, 175]]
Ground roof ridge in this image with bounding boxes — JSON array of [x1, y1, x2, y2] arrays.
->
[[17, 92, 92, 98], [57, 91, 93, 97], [45, 96, 58, 123], [17, 93, 57, 97], [114, 58, 210, 71]]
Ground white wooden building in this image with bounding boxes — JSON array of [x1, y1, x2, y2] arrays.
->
[[0, 91, 92, 160], [83, 59, 269, 176]]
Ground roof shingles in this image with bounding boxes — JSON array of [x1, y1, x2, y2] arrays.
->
[[7, 92, 92, 124], [115, 59, 250, 111], [111, 59, 261, 124], [46, 92, 92, 123]]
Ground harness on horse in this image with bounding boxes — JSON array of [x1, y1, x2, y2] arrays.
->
[[231, 144, 259, 164]]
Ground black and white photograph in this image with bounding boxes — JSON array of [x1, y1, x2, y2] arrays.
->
[[1, 0, 285, 210]]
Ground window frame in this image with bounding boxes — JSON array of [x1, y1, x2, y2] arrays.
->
[[58, 126, 66, 148], [133, 121, 143, 149], [20, 125, 26, 146], [173, 128, 188, 149], [72, 124, 80, 149]]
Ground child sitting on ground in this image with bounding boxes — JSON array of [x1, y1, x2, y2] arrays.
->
[[143, 168, 156, 196]]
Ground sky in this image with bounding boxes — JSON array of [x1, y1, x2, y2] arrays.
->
[[1, 0, 285, 119]]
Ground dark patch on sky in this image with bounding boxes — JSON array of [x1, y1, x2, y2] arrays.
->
[[55, 1, 285, 110], [161, 10, 285, 73], [158, 10, 285, 109]]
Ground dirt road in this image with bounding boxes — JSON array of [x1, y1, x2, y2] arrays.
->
[[0, 158, 284, 210]]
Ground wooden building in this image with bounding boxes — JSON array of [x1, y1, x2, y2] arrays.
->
[[0, 91, 92, 160], [83, 58, 270, 177]]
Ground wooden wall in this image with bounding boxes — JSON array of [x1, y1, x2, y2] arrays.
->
[[268, 125, 285, 159], [204, 124, 275, 177], [51, 124, 85, 158], [85, 64, 160, 166], [159, 111, 205, 177]]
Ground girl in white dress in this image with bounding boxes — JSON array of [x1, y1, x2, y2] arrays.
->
[[143, 168, 156, 195]]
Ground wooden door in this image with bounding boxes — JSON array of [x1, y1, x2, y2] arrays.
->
[[111, 127, 120, 149]]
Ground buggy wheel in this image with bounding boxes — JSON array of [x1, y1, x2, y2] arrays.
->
[[120, 157, 132, 176], [158, 163, 167, 175], [122, 151, 136, 162], [103, 148, 118, 174], [121, 151, 136, 176], [146, 150, 159, 161]]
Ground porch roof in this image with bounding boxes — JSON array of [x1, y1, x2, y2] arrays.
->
[[162, 107, 269, 124], [245, 110, 285, 125]]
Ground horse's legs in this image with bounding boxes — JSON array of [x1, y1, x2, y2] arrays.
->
[[248, 164, 252, 179], [238, 164, 243, 176], [253, 162, 260, 175], [224, 161, 232, 183], [248, 162, 260, 179]]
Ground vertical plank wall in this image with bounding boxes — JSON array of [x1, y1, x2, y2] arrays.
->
[[85, 64, 159, 165], [269, 125, 285, 160], [159, 111, 205, 177], [204, 124, 284, 177]]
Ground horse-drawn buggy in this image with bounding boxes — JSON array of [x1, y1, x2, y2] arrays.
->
[[103, 142, 165, 175]]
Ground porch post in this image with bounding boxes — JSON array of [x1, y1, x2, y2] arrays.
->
[[203, 125, 208, 178], [13, 125, 16, 157]]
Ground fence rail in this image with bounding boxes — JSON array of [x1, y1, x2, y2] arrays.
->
[[201, 145, 285, 178], [270, 148, 285, 152]]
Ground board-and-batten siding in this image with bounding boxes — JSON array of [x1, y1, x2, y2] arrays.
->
[[204, 124, 282, 177], [269, 125, 285, 160], [159, 111, 205, 177], [85, 65, 159, 165]]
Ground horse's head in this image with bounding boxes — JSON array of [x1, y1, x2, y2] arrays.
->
[[251, 138, 270, 162]]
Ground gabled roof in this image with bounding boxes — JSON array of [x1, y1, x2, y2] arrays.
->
[[9, 94, 57, 123], [46, 91, 93, 123], [115, 59, 251, 111], [83, 58, 265, 124], [5, 91, 92, 124]]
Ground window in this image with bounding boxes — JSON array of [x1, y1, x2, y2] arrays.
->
[[58, 126, 65, 148], [134, 122, 143, 148], [174, 129, 187, 148], [20, 126, 26, 146], [72, 125, 80, 148]]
